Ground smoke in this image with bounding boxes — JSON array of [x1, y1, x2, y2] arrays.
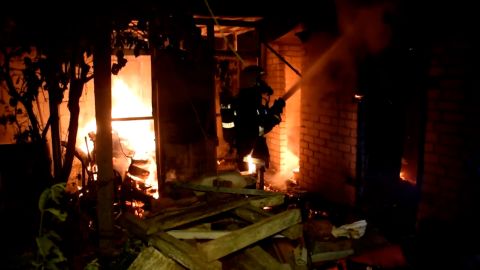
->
[[266, 1, 395, 190], [299, 0, 395, 102], [336, 0, 393, 55], [267, 149, 299, 191]]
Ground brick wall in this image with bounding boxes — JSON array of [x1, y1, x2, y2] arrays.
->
[[417, 38, 480, 224], [265, 43, 303, 173], [295, 33, 357, 205], [265, 43, 286, 173]]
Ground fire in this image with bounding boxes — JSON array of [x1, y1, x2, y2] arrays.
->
[[76, 55, 158, 199], [261, 149, 300, 191], [245, 154, 256, 174], [399, 169, 415, 185], [399, 158, 416, 185]]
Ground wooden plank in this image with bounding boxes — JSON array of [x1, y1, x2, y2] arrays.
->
[[312, 239, 353, 253], [311, 249, 354, 263], [128, 246, 185, 270], [147, 196, 204, 218], [150, 231, 222, 270], [280, 224, 304, 240], [145, 196, 251, 234], [244, 246, 292, 270], [293, 245, 308, 267], [166, 229, 289, 240], [272, 239, 308, 270], [194, 17, 259, 27], [119, 213, 221, 269], [166, 230, 231, 240], [249, 194, 285, 208], [273, 238, 295, 265], [146, 201, 207, 222], [198, 208, 302, 261], [173, 182, 283, 196], [234, 206, 303, 239]]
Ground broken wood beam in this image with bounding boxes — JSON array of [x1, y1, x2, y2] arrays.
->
[[127, 246, 185, 270], [166, 229, 291, 240], [310, 249, 354, 263], [243, 245, 292, 270], [198, 208, 302, 262], [118, 213, 221, 269], [145, 196, 252, 234], [249, 194, 285, 208], [166, 230, 230, 240], [234, 206, 303, 239], [173, 182, 283, 196], [149, 231, 222, 270]]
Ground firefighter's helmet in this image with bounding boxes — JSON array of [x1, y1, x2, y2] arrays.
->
[[240, 65, 264, 88], [240, 65, 273, 95]]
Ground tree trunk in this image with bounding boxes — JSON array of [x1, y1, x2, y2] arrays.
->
[[59, 77, 84, 183], [48, 85, 62, 181], [93, 15, 115, 254]]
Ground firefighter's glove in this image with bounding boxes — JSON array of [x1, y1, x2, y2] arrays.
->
[[270, 98, 286, 115]]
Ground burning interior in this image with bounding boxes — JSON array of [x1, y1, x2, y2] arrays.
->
[[1, 1, 479, 269]]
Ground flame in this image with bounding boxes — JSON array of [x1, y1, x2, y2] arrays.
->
[[77, 55, 158, 199], [399, 170, 415, 185], [263, 149, 300, 191], [245, 154, 256, 174]]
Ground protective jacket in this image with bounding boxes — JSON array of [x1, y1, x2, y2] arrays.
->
[[221, 82, 285, 170]]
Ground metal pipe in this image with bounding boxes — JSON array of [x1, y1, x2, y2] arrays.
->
[[263, 42, 302, 78]]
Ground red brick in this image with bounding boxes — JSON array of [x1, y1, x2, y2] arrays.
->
[[427, 111, 441, 121], [318, 147, 331, 155], [434, 123, 459, 133], [329, 151, 342, 159], [434, 144, 457, 156], [318, 131, 331, 140], [425, 132, 438, 143], [442, 112, 465, 123], [439, 79, 465, 90], [424, 153, 439, 164], [326, 141, 339, 150], [424, 164, 445, 175], [314, 137, 326, 146], [442, 89, 465, 100], [320, 116, 331, 124], [429, 66, 444, 77], [302, 161, 314, 172], [300, 141, 309, 149], [308, 143, 320, 152], [344, 137, 356, 146], [338, 143, 351, 153], [303, 148, 314, 157], [344, 120, 357, 129], [436, 134, 463, 149], [437, 101, 461, 111], [304, 135, 314, 144], [424, 143, 434, 152], [425, 122, 435, 133], [428, 89, 441, 99]]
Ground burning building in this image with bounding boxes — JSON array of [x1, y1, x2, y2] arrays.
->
[[1, 0, 479, 269]]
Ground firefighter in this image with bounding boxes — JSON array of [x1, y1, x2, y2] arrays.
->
[[233, 65, 285, 179]]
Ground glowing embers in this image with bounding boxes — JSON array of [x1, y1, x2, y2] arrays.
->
[[399, 158, 416, 185], [126, 158, 158, 199]]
